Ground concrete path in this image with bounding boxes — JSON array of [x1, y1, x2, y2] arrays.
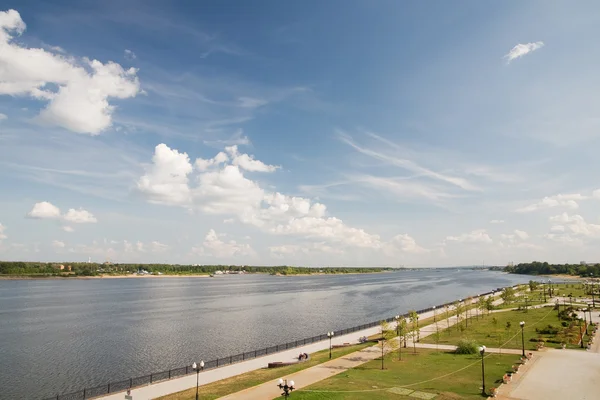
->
[[217, 295, 510, 400], [96, 292, 503, 400], [499, 349, 600, 400]]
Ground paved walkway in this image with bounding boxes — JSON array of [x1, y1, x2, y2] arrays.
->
[[96, 292, 503, 400], [217, 295, 511, 400]]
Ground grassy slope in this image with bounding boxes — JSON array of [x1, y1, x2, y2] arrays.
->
[[284, 350, 516, 400], [157, 343, 372, 400]]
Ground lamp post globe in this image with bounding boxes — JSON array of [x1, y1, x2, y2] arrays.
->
[[192, 360, 204, 400]]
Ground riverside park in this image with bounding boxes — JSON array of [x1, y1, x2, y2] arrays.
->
[[91, 282, 600, 400]]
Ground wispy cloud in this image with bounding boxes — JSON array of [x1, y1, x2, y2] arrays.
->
[[504, 42, 544, 63], [338, 131, 480, 191]]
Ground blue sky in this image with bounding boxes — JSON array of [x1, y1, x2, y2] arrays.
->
[[1, 0, 600, 266]]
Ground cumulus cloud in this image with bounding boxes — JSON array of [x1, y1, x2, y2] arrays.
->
[[517, 193, 585, 212], [504, 42, 544, 63], [138, 144, 419, 251], [0, 9, 141, 134], [0, 112, 6, 120], [150, 241, 169, 253], [549, 213, 600, 238], [26, 201, 97, 225], [446, 229, 492, 244], [137, 144, 193, 205], [593, 189, 600, 199], [63, 208, 97, 223], [27, 201, 61, 219], [192, 229, 255, 258], [52, 240, 65, 249], [514, 230, 530, 240]]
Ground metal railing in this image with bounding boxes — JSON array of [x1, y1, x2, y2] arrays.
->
[[41, 285, 522, 400]]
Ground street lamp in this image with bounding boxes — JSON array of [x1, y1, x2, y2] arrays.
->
[[327, 331, 334, 359], [192, 360, 204, 400], [433, 306, 436, 322], [519, 321, 525, 357], [395, 315, 402, 361], [524, 295, 529, 313], [548, 280, 552, 297], [479, 346, 486, 396], [542, 282, 546, 302], [277, 378, 295, 399]]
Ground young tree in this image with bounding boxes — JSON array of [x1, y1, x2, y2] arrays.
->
[[485, 296, 495, 315], [444, 304, 451, 330], [477, 296, 486, 319], [379, 320, 398, 369], [397, 318, 409, 359], [529, 280, 539, 292], [454, 301, 464, 330], [409, 310, 419, 353], [501, 287, 516, 304]]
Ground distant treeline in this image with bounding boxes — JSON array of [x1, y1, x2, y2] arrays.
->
[[505, 261, 600, 277], [0, 261, 392, 277]]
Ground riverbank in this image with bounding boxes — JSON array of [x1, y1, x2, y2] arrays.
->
[[538, 274, 586, 281], [0, 273, 214, 280]]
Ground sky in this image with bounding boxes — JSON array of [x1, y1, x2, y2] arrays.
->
[[1, 1, 600, 267]]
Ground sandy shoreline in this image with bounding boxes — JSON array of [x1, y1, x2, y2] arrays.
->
[[538, 274, 586, 281]]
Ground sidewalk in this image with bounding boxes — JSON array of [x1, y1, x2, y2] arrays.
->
[[97, 292, 502, 400], [218, 294, 514, 400]]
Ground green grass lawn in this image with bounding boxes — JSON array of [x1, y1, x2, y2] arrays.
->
[[284, 350, 517, 400], [421, 306, 590, 351], [156, 343, 373, 400]]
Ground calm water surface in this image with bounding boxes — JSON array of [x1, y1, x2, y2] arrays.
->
[[0, 270, 540, 399]]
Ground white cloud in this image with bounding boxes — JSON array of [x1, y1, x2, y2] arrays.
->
[[269, 244, 299, 258], [226, 145, 279, 172], [26, 201, 96, 225], [514, 229, 530, 240], [593, 189, 600, 199], [0, 9, 140, 134], [150, 241, 169, 252], [192, 229, 254, 258], [124, 49, 136, 60], [384, 234, 428, 255], [504, 42, 544, 63], [195, 151, 229, 171], [517, 193, 585, 212], [549, 213, 600, 238], [0, 223, 7, 242], [237, 97, 268, 108], [63, 208, 97, 223], [446, 229, 492, 244], [0, 112, 6, 120], [27, 201, 62, 219], [137, 144, 193, 206], [52, 240, 65, 249], [490, 219, 504, 224], [136, 241, 145, 252]]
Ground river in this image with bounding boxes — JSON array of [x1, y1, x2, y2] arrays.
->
[[0, 269, 542, 399]]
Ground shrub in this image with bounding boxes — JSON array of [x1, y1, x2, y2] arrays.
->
[[561, 321, 568, 327], [535, 325, 559, 335], [455, 339, 479, 354]]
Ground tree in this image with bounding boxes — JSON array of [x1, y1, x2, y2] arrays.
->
[[485, 296, 495, 315], [454, 301, 464, 330], [501, 287, 516, 304], [477, 296, 487, 319], [379, 320, 397, 369], [397, 318, 409, 358], [409, 310, 419, 354], [444, 304, 451, 330], [529, 280, 539, 292]]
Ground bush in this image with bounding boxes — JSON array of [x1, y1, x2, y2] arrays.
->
[[455, 339, 479, 354], [561, 321, 569, 327], [535, 325, 559, 335]]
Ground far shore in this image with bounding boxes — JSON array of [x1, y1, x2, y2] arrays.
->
[[0, 271, 388, 280]]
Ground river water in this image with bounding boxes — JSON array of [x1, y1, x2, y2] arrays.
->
[[0, 269, 540, 399]]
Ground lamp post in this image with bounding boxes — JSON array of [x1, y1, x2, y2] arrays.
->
[[524, 295, 529, 313], [395, 315, 402, 361], [519, 321, 525, 357], [591, 277, 596, 309], [479, 345, 486, 396], [277, 378, 295, 399], [542, 282, 546, 302], [327, 331, 334, 359], [433, 306, 436, 322], [549, 279, 553, 297], [579, 319, 584, 349], [192, 360, 204, 400]]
